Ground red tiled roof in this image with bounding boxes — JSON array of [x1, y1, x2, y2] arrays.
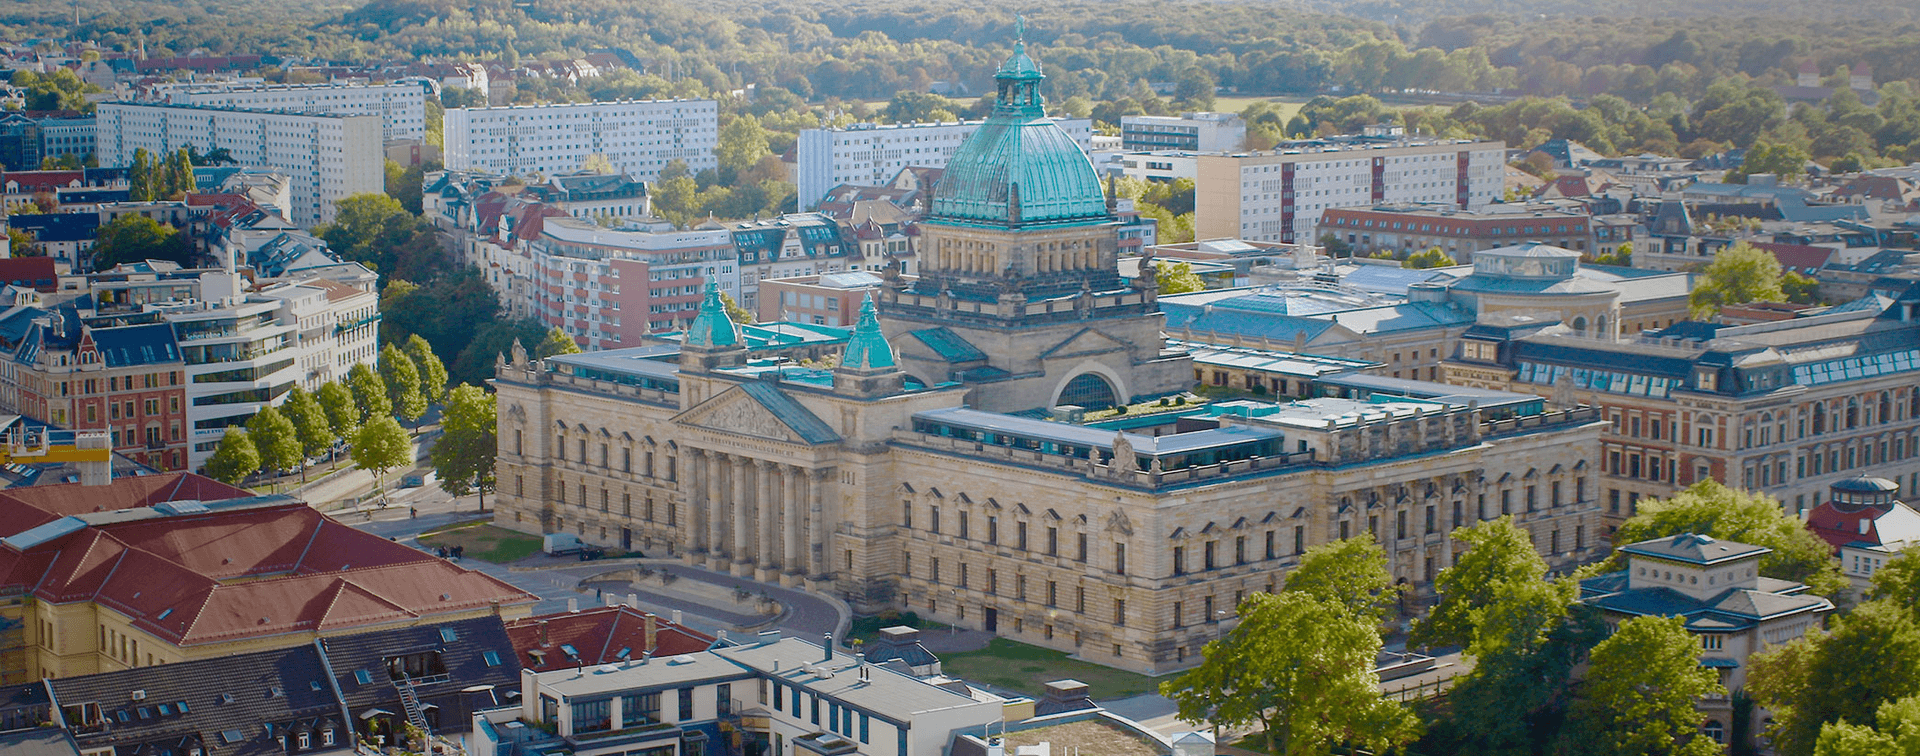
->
[[0, 473, 254, 527], [4, 171, 83, 193], [0, 257, 57, 291], [0, 495, 536, 646], [1749, 241, 1835, 274], [505, 605, 715, 671], [1807, 502, 1878, 551]]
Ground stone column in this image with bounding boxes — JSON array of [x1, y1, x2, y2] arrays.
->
[[784, 466, 804, 577], [732, 456, 752, 565], [808, 468, 831, 577], [688, 449, 707, 554], [706, 452, 727, 559], [758, 460, 778, 570]]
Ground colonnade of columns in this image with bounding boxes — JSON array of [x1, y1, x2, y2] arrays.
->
[[687, 448, 829, 580]]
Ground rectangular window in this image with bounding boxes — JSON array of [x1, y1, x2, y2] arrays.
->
[[1047, 526, 1058, 555], [678, 688, 694, 720], [1114, 542, 1127, 575], [1017, 522, 1028, 551], [902, 501, 912, 529], [988, 516, 998, 544], [1294, 526, 1305, 555], [1265, 530, 1276, 560], [716, 684, 731, 716], [1203, 541, 1216, 570], [622, 692, 661, 727], [571, 699, 611, 733], [958, 512, 969, 539], [930, 507, 941, 534], [1078, 533, 1088, 561], [1172, 546, 1185, 575], [1114, 598, 1126, 627]]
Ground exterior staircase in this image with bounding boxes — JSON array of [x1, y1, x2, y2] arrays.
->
[[396, 682, 431, 734]]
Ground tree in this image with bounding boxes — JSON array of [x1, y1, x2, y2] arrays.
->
[[715, 114, 773, 176], [204, 427, 260, 485], [1871, 550, 1920, 620], [404, 334, 449, 404], [719, 292, 753, 324], [1432, 577, 1599, 756], [1751, 601, 1920, 756], [1155, 261, 1207, 295], [128, 148, 153, 201], [281, 387, 337, 478], [7, 227, 37, 257], [1612, 480, 1844, 596], [1161, 591, 1421, 756], [1565, 615, 1723, 756], [1690, 242, 1786, 319], [352, 415, 413, 503], [90, 214, 192, 271], [380, 344, 428, 428], [1412, 517, 1550, 650], [245, 406, 303, 480], [1784, 271, 1821, 305], [1815, 695, 1920, 756], [317, 381, 360, 439], [1592, 241, 1633, 267], [1404, 246, 1456, 269], [432, 384, 497, 511], [537, 327, 582, 358], [346, 363, 393, 422], [1736, 141, 1813, 181], [1284, 536, 1395, 623]]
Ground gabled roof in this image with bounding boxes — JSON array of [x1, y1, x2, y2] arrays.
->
[[735, 382, 841, 445], [505, 605, 716, 672], [322, 616, 519, 712], [87, 323, 181, 368]]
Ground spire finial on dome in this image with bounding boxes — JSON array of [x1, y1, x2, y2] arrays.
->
[[1015, 15, 1026, 48], [685, 281, 742, 349], [840, 293, 896, 371]]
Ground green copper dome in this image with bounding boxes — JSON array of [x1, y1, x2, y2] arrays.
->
[[928, 25, 1109, 228], [840, 294, 896, 371], [685, 282, 741, 349]]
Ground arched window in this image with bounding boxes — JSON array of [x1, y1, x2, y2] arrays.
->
[[1571, 316, 1588, 334], [1703, 720, 1725, 743], [1813, 404, 1827, 435], [1847, 398, 1860, 429], [1882, 391, 1893, 425], [1760, 413, 1773, 446]]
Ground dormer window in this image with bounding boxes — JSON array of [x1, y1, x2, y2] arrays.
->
[[1695, 369, 1717, 392]]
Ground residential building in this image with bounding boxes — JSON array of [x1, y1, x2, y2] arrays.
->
[[1192, 137, 1506, 243], [93, 103, 384, 227], [1120, 112, 1246, 152], [2, 317, 191, 471], [1161, 243, 1692, 380], [320, 615, 522, 739], [758, 271, 886, 326], [6, 214, 97, 269], [728, 213, 860, 313], [80, 264, 381, 467], [523, 218, 740, 350], [1445, 287, 1920, 525], [795, 117, 1094, 210], [0, 112, 94, 171], [0, 478, 536, 681], [1317, 203, 1596, 259], [31, 644, 354, 756], [149, 80, 429, 143], [1579, 533, 1833, 748], [1805, 475, 1920, 594], [473, 633, 1005, 756], [443, 99, 719, 183]]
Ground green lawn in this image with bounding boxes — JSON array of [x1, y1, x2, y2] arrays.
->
[[1213, 95, 1308, 119], [418, 522, 544, 563], [939, 638, 1158, 699]]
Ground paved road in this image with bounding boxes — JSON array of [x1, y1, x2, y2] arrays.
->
[[346, 476, 847, 644]]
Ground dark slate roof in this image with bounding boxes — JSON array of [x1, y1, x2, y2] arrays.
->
[[9, 214, 98, 243], [1509, 338, 1697, 378], [320, 615, 518, 722], [0, 729, 80, 756], [908, 327, 987, 363], [90, 323, 182, 368], [1620, 534, 1770, 566], [48, 644, 346, 756], [737, 382, 841, 445]]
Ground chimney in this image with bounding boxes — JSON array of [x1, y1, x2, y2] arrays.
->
[[627, 593, 639, 609], [538, 620, 549, 647], [671, 609, 683, 625], [822, 633, 834, 663], [568, 598, 579, 613], [1862, 518, 1873, 536], [857, 653, 869, 682], [644, 613, 658, 654]]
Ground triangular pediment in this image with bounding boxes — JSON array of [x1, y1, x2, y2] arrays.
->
[[1039, 328, 1130, 361], [673, 383, 839, 445]]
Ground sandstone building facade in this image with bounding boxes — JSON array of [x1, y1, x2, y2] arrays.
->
[[491, 36, 1606, 674]]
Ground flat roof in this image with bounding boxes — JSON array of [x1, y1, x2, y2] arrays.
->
[[912, 407, 1282, 455], [532, 652, 749, 698], [714, 637, 986, 719], [546, 347, 682, 381]]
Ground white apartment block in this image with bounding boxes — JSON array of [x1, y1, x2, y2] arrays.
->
[[1193, 138, 1506, 244], [1121, 112, 1247, 152], [94, 103, 384, 228], [152, 81, 430, 143], [442, 99, 719, 182], [796, 118, 1094, 209]]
